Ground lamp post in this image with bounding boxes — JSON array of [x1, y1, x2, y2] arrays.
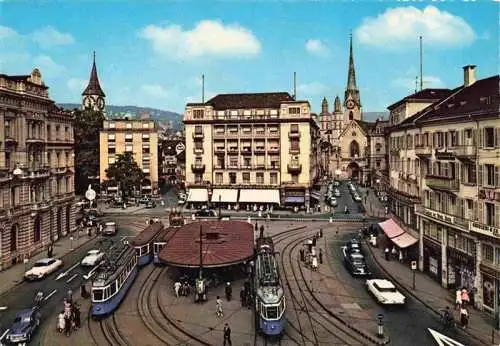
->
[[218, 195, 222, 220]]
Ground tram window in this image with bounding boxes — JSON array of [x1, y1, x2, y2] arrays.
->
[[142, 245, 149, 254], [266, 306, 278, 319], [109, 282, 117, 296], [93, 289, 103, 301], [135, 248, 141, 257]]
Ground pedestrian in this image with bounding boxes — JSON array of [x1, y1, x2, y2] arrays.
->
[[311, 256, 318, 271], [319, 228, 323, 238], [74, 303, 81, 329], [300, 248, 304, 262], [57, 311, 65, 333], [67, 288, 73, 303], [384, 247, 390, 261], [255, 222, 258, 231], [460, 306, 469, 329], [216, 296, 223, 317], [160, 200, 165, 207], [391, 247, 397, 260], [47, 244, 53, 258], [240, 287, 246, 307], [455, 289, 462, 310], [399, 250, 403, 263], [319, 249, 323, 264], [174, 281, 181, 298], [260, 225, 264, 239], [223, 323, 232, 346], [461, 288, 470, 306], [64, 313, 71, 336]]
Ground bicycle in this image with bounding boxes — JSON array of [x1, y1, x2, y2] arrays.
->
[[440, 310, 456, 330]]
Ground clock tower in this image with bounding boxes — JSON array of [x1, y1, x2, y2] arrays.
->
[[82, 51, 106, 112], [343, 34, 361, 125]]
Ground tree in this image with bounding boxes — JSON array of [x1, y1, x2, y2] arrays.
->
[[105, 152, 144, 197], [73, 109, 105, 194]]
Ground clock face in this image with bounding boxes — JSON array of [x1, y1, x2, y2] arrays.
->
[[97, 97, 105, 110], [346, 100, 355, 109], [83, 97, 92, 109]]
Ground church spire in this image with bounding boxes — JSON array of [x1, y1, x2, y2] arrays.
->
[[82, 51, 106, 97], [346, 32, 357, 91]]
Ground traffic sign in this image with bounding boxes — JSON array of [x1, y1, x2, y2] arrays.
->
[[411, 261, 417, 270], [85, 184, 96, 201], [428, 328, 465, 346]]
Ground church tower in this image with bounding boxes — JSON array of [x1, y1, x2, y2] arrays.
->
[[320, 97, 330, 132], [82, 52, 106, 112], [343, 34, 361, 125]]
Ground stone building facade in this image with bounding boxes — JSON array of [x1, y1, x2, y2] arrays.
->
[[0, 69, 76, 270]]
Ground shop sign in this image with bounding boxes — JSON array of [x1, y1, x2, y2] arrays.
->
[[480, 264, 500, 279], [478, 188, 500, 202], [429, 257, 438, 276], [471, 222, 500, 239], [482, 273, 495, 310], [420, 207, 469, 231]]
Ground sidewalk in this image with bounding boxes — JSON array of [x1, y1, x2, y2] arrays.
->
[[358, 187, 387, 219], [0, 230, 97, 296], [367, 242, 500, 345]]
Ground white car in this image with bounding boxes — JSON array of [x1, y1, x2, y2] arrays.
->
[[366, 279, 406, 305], [329, 197, 338, 207], [353, 194, 362, 202], [81, 249, 105, 267], [24, 258, 63, 281]]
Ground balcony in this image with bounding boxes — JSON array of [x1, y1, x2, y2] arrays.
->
[[425, 175, 459, 192], [254, 164, 266, 170], [254, 147, 265, 154], [193, 148, 204, 154], [27, 168, 50, 179], [288, 131, 300, 138], [287, 162, 302, 174], [4, 136, 17, 145], [213, 132, 225, 138], [240, 131, 253, 138], [192, 132, 204, 139], [241, 148, 252, 155], [268, 147, 280, 154], [227, 147, 238, 154], [435, 148, 456, 161], [26, 137, 44, 145], [415, 145, 432, 158], [31, 201, 51, 211], [52, 166, 68, 175], [214, 147, 226, 154], [267, 131, 280, 138], [191, 163, 206, 173], [254, 131, 266, 137], [455, 145, 476, 161], [227, 131, 239, 138]]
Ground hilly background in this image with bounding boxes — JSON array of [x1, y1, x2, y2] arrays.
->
[[59, 104, 387, 131]]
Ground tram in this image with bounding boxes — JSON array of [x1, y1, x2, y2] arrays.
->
[[132, 221, 165, 267], [254, 237, 286, 336], [90, 241, 137, 318], [153, 210, 184, 265]]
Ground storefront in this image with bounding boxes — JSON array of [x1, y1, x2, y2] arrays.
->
[[283, 189, 307, 210], [423, 237, 442, 283], [480, 264, 499, 314], [446, 247, 476, 290]]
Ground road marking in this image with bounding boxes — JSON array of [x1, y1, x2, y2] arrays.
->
[[66, 273, 78, 283], [56, 263, 80, 281], [83, 263, 102, 280], [0, 307, 7, 311], [0, 329, 9, 342], [428, 328, 465, 346], [44, 289, 57, 301]]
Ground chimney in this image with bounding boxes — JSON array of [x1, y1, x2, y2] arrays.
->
[[463, 65, 477, 87]]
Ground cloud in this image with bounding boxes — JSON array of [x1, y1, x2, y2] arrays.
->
[[391, 75, 444, 90], [67, 78, 87, 92], [141, 84, 170, 98], [32, 26, 74, 47], [0, 25, 19, 41], [297, 82, 328, 96], [305, 39, 329, 56], [355, 5, 476, 49], [33, 55, 65, 77], [139, 20, 261, 59]]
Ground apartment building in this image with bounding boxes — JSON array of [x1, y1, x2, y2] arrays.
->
[[183, 92, 320, 209], [99, 119, 159, 196], [367, 119, 390, 187], [0, 69, 76, 270], [159, 134, 185, 187], [387, 65, 500, 312]]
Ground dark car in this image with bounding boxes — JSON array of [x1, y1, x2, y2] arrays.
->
[[342, 251, 370, 276], [195, 209, 217, 217], [5, 307, 41, 344], [345, 239, 364, 255], [145, 200, 156, 208]]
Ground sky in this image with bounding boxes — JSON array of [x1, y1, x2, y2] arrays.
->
[[0, 1, 498, 116]]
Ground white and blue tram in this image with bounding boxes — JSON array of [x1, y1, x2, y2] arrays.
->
[[90, 242, 138, 318], [254, 239, 286, 336], [132, 221, 164, 267], [153, 210, 184, 265]]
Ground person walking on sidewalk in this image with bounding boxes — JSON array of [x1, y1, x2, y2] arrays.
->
[[223, 323, 232, 346], [384, 247, 390, 261], [216, 296, 223, 317], [456, 289, 462, 310], [461, 288, 470, 307], [460, 305, 469, 329]]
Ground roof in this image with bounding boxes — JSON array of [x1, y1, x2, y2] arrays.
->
[[132, 222, 164, 246], [82, 54, 105, 97], [159, 220, 254, 268], [189, 92, 297, 110], [416, 75, 499, 122], [17, 308, 36, 318], [35, 258, 55, 264], [355, 120, 375, 132], [387, 88, 453, 110], [371, 279, 396, 289]]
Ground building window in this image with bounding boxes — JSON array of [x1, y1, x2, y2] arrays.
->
[[125, 145, 133, 152], [376, 160, 381, 168], [349, 140, 360, 157], [229, 157, 238, 167], [485, 202, 495, 226], [142, 123, 149, 129], [485, 164, 495, 186], [215, 173, 223, 184], [483, 244, 494, 263], [194, 174, 202, 184], [290, 124, 299, 133], [108, 134, 115, 142], [291, 174, 299, 183], [216, 156, 224, 168], [290, 140, 299, 152], [243, 158, 251, 168], [142, 134, 150, 141], [108, 157, 115, 164], [193, 109, 204, 119], [289, 107, 300, 115], [194, 141, 203, 150], [484, 127, 495, 147], [126, 123, 132, 129], [229, 172, 236, 184], [194, 125, 203, 134], [195, 157, 202, 165], [242, 172, 250, 184], [125, 134, 133, 142], [109, 122, 115, 128], [270, 173, 278, 185], [464, 163, 476, 184], [349, 111, 353, 120], [256, 172, 264, 184], [142, 147, 150, 154], [375, 143, 382, 152], [108, 147, 116, 154]]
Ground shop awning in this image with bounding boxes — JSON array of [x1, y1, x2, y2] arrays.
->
[[239, 189, 280, 204], [187, 188, 209, 202], [378, 218, 405, 239], [310, 192, 321, 200], [391, 232, 418, 249], [211, 189, 238, 203], [284, 196, 305, 204]]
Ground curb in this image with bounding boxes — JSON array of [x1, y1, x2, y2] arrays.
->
[[0, 233, 99, 298], [365, 241, 490, 346]]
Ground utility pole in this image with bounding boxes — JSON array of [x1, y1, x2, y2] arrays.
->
[[201, 74, 205, 103], [293, 72, 297, 100], [419, 36, 423, 91]]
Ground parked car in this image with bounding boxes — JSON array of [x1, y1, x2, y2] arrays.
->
[[366, 279, 406, 305], [342, 250, 369, 276], [329, 197, 338, 207], [103, 221, 117, 236], [81, 249, 105, 267], [345, 239, 363, 255], [5, 307, 41, 344], [139, 196, 151, 204], [24, 258, 63, 281], [353, 194, 362, 202], [195, 209, 218, 217], [146, 200, 156, 208]]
